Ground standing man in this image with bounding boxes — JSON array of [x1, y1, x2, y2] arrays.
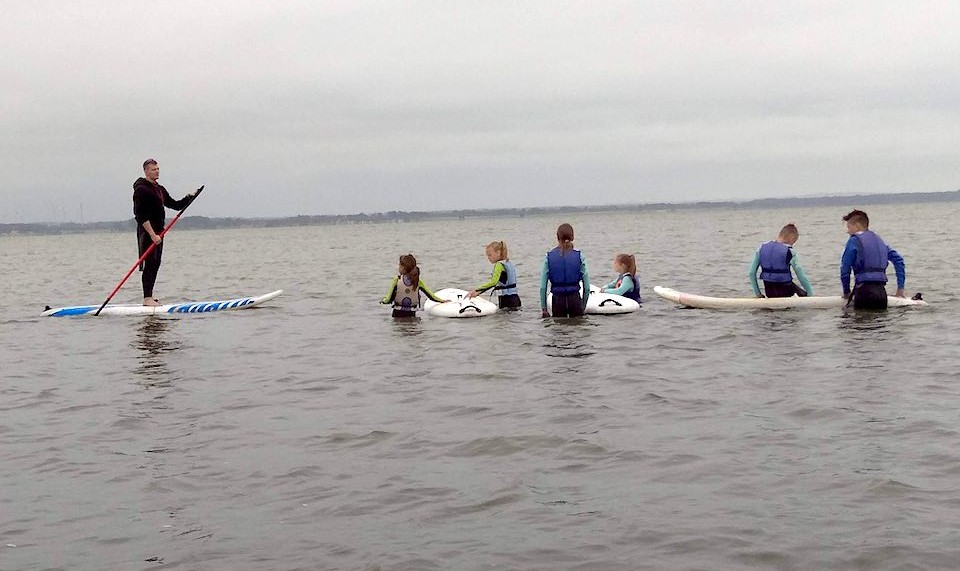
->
[[840, 209, 906, 309], [133, 159, 198, 306]]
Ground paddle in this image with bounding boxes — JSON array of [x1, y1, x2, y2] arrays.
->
[[93, 186, 204, 316]]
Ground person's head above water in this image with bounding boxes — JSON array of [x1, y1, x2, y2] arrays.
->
[[843, 210, 870, 235], [778, 223, 799, 245], [397, 254, 420, 287], [486, 241, 509, 262], [614, 253, 636, 275], [556, 223, 575, 251], [142, 158, 159, 183]]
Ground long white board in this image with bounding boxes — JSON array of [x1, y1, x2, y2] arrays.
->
[[42, 290, 284, 317], [653, 286, 926, 309]]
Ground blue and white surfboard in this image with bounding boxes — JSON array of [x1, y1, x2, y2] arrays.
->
[[42, 290, 283, 317]]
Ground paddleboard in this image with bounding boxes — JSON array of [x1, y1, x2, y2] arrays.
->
[[653, 286, 926, 309], [424, 288, 498, 318], [547, 286, 640, 315], [42, 290, 284, 317]]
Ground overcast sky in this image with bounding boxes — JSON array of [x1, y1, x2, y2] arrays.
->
[[2, 1, 958, 223]]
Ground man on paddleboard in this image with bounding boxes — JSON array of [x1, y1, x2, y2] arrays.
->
[[133, 159, 198, 306]]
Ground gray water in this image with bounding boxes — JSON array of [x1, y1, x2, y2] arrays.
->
[[2, 202, 959, 570]]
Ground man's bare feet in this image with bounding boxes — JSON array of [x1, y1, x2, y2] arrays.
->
[[143, 297, 161, 306]]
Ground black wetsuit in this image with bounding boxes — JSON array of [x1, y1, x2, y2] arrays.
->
[[763, 281, 808, 298], [498, 294, 522, 309], [132, 177, 192, 298], [851, 283, 889, 310], [551, 293, 584, 317]]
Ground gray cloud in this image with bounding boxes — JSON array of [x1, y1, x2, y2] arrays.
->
[[2, 1, 959, 222]]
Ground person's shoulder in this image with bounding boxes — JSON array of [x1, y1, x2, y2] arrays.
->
[[133, 177, 150, 190]]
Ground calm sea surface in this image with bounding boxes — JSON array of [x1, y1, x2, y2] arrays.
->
[[2, 202, 959, 570]]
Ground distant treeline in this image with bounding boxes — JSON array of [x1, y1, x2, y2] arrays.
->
[[3, 190, 958, 236]]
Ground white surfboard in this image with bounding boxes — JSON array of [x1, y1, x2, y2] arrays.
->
[[653, 286, 927, 309], [424, 288, 499, 318], [42, 290, 284, 317], [547, 285, 640, 315]]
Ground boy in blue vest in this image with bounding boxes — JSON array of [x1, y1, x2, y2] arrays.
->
[[748, 223, 814, 298], [840, 210, 905, 309]]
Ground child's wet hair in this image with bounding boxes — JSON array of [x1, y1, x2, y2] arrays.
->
[[398, 254, 420, 285], [486, 240, 509, 261], [615, 253, 637, 275], [842, 210, 869, 228], [556, 223, 575, 251], [778, 223, 799, 240]]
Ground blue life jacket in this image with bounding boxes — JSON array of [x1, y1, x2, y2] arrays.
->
[[547, 247, 582, 294], [616, 273, 642, 302], [493, 260, 519, 296], [758, 241, 793, 283], [853, 230, 889, 284]]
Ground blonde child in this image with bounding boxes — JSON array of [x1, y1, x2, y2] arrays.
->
[[748, 223, 813, 298], [599, 253, 641, 302], [467, 241, 521, 310], [380, 254, 446, 318]]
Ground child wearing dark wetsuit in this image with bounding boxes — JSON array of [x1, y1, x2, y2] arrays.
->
[[540, 223, 590, 318]]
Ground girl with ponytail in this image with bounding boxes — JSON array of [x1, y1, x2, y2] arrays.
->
[[467, 240, 522, 310], [599, 253, 642, 302], [540, 223, 590, 317], [380, 254, 447, 318]]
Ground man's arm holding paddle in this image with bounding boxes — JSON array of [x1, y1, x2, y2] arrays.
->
[[136, 187, 201, 245]]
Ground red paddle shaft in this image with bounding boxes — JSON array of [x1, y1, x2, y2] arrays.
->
[[93, 186, 204, 316]]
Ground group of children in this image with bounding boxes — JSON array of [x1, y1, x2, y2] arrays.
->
[[380, 222, 641, 318], [382, 208, 908, 317], [750, 209, 906, 309]]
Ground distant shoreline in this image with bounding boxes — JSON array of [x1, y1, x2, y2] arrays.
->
[[3, 189, 958, 236]]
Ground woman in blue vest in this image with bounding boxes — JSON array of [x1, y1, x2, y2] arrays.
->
[[748, 223, 814, 298], [540, 223, 590, 317], [840, 210, 906, 309], [467, 240, 521, 309], [599, 253, 642, 302]]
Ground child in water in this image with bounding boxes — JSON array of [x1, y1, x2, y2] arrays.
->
[[540, 223, 590, 317], [467, 240, 522, 310], [599, 253, 642, 302], [748, 223, 814, 298], [840, 209, 906, 309], [380, 254, 446, 318]]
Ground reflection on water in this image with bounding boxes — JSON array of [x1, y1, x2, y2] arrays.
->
[[391, 315, 423, 335], [540, 317, 597, 363], [132, 317, 181, 385], [837, 308, 898, 334], [758, 311, 800, 331]]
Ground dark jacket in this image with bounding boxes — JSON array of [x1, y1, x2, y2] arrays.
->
[[133, 177, 192, 233]]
